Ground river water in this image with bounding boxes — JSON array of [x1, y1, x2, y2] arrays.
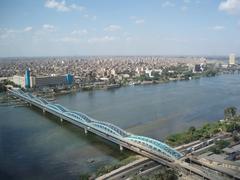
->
[[1, 74, 240, 179]]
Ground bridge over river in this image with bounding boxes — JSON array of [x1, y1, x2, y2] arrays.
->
[[9, 89, 215, 179]]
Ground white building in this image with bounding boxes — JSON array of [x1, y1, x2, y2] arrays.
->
[[145, 69, 153, 78], [154, 69, 163, 75], [229, 53, 236, 65], [110, 69, 116, 76], [12, 75, 25, 88], [11, 74, 74, 88]]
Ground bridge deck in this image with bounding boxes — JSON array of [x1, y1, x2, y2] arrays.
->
[[9, 89, 181, 162], [8, 89, 217, 179]]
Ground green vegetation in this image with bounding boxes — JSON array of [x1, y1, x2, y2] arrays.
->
[[166, 107, 240, 147], [0, 83, 5, 92], [210, 140, 230, 154], [183, 71, 194, 80], [135, 74, 153, 82], [224, 107, 237, 120], [2, 79, 17, 86], [96, 155, 140, 177], [79, 174, 90, 180], [166, 123, 220, 146], [0, 79, 19, 92], [95, 106, 239, 178], [204, 69, 218, 77], [134, 64, 219, 84], [132, 167, 178, 180], [80, 155, 139, 179], [81, 86, 94, 91], [121, 77, 130, 86]]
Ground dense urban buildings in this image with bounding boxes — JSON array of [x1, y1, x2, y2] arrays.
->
[[0, 56, 227, 91]]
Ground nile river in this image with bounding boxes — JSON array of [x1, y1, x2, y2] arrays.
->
[[1, 74, 240, 179]]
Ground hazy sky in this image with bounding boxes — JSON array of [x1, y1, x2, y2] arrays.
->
[[0, 0, 240, 57]]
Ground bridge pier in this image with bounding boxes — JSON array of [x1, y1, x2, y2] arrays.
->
[[120, 145, 123, 151], [60, 118, 63, 122], [84, 128, 88, 134], [43, 109, 46, 114]]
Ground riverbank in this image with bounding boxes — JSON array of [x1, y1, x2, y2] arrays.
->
[[93, 107, 240, 179], [165, 111, 240, 147], [76, 69, 219, 93], [80, 155, 142, 179], [19, 69, 221, 97]]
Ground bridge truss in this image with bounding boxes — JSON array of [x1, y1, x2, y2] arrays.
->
[[12, 89, 183, 160]]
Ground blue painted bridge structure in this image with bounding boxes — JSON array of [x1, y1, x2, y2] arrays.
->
[[9, 89, 183, 165]]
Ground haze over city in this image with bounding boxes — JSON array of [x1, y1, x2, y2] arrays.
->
[[0, 0, 240, 57]]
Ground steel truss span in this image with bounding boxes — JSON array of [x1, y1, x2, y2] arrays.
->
[[11, 89, 183, 160]]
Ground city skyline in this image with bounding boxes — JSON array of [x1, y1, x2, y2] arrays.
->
[[0, 0, 240, 57]]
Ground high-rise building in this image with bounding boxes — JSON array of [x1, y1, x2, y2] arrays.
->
[[25, 68, 31, 88], [229, 53, 236, 65], [33, 75, 66, 88], [66, 74, 74, 85]]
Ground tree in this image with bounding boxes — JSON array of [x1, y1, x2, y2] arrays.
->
[[205, 70, 217, 77], [152, 71, 160, 80], [183, 71, 193, 80], [79, 174, 90, 180], [224, 107, 237, 120], [216, 140, 230, 149], [188, 126, 196, 134], [210, 140, 230, 154], [226, 123, 236, 132]]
